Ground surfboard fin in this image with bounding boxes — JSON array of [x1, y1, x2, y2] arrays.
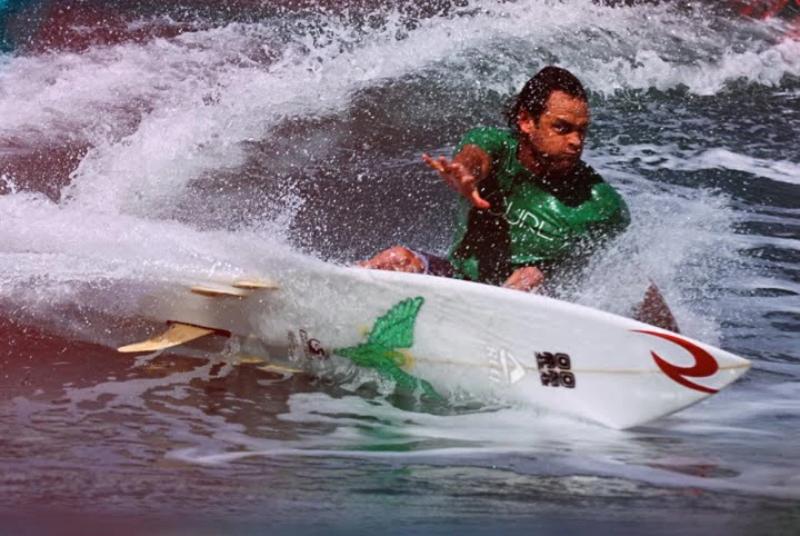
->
[[258, 363, 304, 374], [232, 278, 278, 290], [189, 278, 278, 298], [190, 285, 251, 298], [117, 323, 216, 353], [234, 354, 303, 374]]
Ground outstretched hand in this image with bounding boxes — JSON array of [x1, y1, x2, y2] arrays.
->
[[422, 153, 491, 210]]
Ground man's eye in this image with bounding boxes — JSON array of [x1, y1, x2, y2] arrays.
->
[[555, 125, 569, 133]]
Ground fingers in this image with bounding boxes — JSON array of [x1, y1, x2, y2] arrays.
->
[[422, 153, 490, 209], [422, 153, 444, 173], [422, 153, 456, 175], [469, 190, 491, 210], [423, 153, 457, 190]]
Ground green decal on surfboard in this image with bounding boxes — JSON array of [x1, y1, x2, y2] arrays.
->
[[335, 297, 442, 400]]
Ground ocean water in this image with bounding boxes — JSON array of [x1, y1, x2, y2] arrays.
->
[[0, 1, 798, 534]]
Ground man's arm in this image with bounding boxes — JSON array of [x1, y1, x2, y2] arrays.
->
[[422, 144, 493, 209], [359, 145, 494, 274]]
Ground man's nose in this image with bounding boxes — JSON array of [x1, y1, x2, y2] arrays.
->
[[568, 133, 582, 151]]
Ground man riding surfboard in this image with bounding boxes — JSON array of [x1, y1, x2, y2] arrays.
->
[[361, 66, 678, 332]]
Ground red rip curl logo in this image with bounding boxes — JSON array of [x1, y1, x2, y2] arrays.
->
[[634, 330, 719, 394]]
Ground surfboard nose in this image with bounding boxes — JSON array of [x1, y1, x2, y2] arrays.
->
[[712, 351, 751, 389], [693, 344, 751, 394], [577, 333, 753, 430]]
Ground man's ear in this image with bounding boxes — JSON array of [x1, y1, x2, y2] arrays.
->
[[518, 109, 536, 135]]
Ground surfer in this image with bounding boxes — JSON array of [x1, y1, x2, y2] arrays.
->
[[361, 66, 678, 332]]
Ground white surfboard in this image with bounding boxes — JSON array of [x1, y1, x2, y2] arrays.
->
[[118, 261, 750, 429]]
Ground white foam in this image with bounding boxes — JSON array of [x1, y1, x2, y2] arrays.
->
[[0, 190, 311, 311], [162, 390, 800, 500], [691, 148, 800, 186], [552, 157, 746, 345], [0, 1, 796, 217], [606, 144, 800, 186]]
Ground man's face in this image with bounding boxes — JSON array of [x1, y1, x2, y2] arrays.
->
[[519, 90, 590, 177]]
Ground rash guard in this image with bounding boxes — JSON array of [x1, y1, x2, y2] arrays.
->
[[448, 127, 630, 284]]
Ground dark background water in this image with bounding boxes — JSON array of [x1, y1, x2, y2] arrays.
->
[[1, 1, 799, 534]]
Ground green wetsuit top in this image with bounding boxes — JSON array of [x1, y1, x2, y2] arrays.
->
[[448, 127, 630, 284]]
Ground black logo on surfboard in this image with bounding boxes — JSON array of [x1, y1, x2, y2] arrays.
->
[[536, 352, 576, 389]]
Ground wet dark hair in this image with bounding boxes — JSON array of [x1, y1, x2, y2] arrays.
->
[[505, 66, 588, 131]]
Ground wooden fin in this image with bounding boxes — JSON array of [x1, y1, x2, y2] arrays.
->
[[232, 278, 279, 290], [258, 363, 304, 374], [190, 284, 251, 298], [236, 355, 268, 365], [118, 323, 216, 353]]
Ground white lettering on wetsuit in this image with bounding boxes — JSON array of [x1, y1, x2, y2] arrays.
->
[[503, 201, 555, 242]]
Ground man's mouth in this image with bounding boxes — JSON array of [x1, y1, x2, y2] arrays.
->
[[555, 155, 578, 165]]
